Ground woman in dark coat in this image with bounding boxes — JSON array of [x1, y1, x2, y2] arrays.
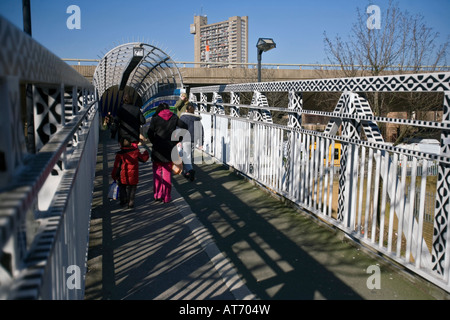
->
[[147, 103, 187, 203], [111, 93, 146, 144]]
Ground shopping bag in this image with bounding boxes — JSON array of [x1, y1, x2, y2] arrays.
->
[[171, 143, 183, 175], [108, 180, 119, 200], [172, 162, 183, 175]]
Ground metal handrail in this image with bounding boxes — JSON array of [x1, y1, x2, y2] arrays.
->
[[0, 16, 97, 300], [189, 71, 450, 293]]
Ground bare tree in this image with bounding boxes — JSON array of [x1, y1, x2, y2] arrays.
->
[[323, 0, 449, 143], [324, 0, 448, 77]]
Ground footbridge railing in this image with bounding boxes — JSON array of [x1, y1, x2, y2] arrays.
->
[[190, 72, 450, 293], [0, 16, 97, 299]]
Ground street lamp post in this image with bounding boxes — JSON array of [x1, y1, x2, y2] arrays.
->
[[22, 0, 32, 36], [256, 38, 276, 82]]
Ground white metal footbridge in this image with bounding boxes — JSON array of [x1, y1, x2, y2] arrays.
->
[[0, 15, 449, 299]]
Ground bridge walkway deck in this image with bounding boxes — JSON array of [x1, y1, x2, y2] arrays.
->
[[84, 129, 443, 300]]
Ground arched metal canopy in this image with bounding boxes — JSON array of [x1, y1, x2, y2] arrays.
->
[[93, 42, 184, 104]]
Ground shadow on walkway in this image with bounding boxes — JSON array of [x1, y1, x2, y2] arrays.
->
[[172, 152, 437, 300], [172, 162, 363, 300], [84, 131, 236, 300], [85, 131, 436, 300]]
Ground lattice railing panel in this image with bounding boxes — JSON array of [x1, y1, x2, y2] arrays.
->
[[191, 72, 450, 293]]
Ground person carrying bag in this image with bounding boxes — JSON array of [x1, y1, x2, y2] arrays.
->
[[147, 103, 187, 203], [111, 137, 149, 209]]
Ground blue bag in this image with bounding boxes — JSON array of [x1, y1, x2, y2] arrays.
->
[[108, 180, 119, 200]]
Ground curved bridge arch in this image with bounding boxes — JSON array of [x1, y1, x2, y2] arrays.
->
[[93, 42, 184, 118]]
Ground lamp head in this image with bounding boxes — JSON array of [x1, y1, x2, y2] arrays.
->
[[256, 38, 276, 52], [133, 47, 144, 57]]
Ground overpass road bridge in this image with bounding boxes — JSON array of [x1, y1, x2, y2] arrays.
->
[[1, 16, 450, 301], [70, 61, 345, 85]]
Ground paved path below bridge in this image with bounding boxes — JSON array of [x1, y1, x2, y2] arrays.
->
[[84, 130, 446, 300]]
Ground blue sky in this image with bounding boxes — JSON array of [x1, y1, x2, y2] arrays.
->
[[0, 0, 449, 65]]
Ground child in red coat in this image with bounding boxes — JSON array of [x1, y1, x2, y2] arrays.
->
[[111, 138, 149, 208]]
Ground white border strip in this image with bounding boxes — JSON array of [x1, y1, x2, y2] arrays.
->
[[171, 186, 256, 300]]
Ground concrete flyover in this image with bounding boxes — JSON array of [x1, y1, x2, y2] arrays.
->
[[177, 66, 341, 86], [68, 59, 446, 87], [69, 63, 344, 86]]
